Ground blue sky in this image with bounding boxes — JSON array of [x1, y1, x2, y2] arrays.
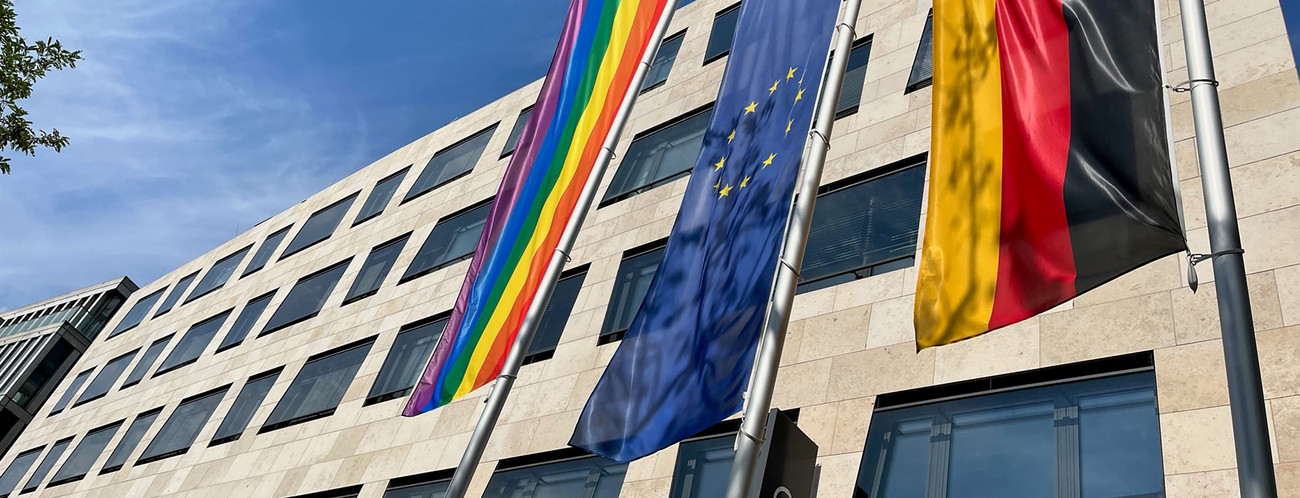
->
[[0, 0, 567, 310]]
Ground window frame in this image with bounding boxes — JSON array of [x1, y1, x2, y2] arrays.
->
[[216, 289, 278, 353], [20, 436, 72, 494], [259, 337, 376, 434], [402, 123, 500, 204], [342, 232, 413, 305], [399, 198, 495, 284], [47, 368, 93, 416], [484, 448, 630, 498], [834, 36, 875, 119], [0, 446, 43, 496], [598, 104, 714, 208], [598, 239, 668, 345], [259, 258, 354, 337], [153, 308, 234, 378], [904, 11, 934, 94], [99, 407, 163, 474], [209, 367, 284, 447], [152, 270, 200, 318], [523, 264, 589, 365], [703, 3, 742, 65], [121, 334, 173, 390], [106, 287, 166, 338], [353, 166, 412, 227], [241, 225, 293, 278], [184, 244, 254, 304], [279, 192, 361, 261], [136, 385, 231, 465], [500, 107, 534, 159], [72, 349, 139, 407], [48, 419, 124, 487], [641, 30, 687, 93], [365, 313, 449, 406]]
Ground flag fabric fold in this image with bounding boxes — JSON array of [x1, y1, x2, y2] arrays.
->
[[403, 0, 670, 416], [571, 0, 840, 463], [914, 0, 1187, 349]]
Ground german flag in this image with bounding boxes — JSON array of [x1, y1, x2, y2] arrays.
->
[[914, 0, 1187, 349]]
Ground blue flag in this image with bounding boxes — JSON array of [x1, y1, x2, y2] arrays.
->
[[570, 0, 841, 463]]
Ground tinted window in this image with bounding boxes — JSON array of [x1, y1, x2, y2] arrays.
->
[[401, 201, 492, 282], [107, 288, 165, 337], [354, 167, 411, 226], [211, 370, 281, 445], [704, 4, 741, 62], [669, 436, 735, 498], [155, 309, 233, 376], [837, 39, 873, 117], [602, 107, 712, 205], [0, 447, 42, 496], [501, 108, 532, 158], [600, 244, 666, 342], [21, 438, 70, 493], [101, 409, 161, 473], [798, 163, 925, 293], [281, 193, 360, 259], [261, 260, 351, 336], [404, 124, 498, 202], [217, 291, 276, 352], [525, 269, 587, 364], [185, 245, 252, 304], [906, 13, 934, 93], [48, 369, 92, 415], [483, 455, 626, 498], [138, 387, 229, 464], [153, 271, 199, 317], [13, 339, 76, 408], [262, 340, 373, 432], [384, 479, 449, 498], [74, 349, 138, 406], [243, 226, 292, 277], [122, 335, 171, 389], [50, 421, 122, 485], [367, 318, 445, 405], [643, 32, 684, 91], [344, 234, 411, 304]]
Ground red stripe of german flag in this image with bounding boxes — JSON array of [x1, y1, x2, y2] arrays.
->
[[914, 0, 1187, 349]]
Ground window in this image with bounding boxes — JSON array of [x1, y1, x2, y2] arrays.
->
[[242, 225, 292, 277], [483, 455, 627, 498], [669, 435, 736, 498], [48, 368, 92, 415], [384, 471, 451, 498], [601, 106, 713, 206], [260, 259, 352, 336], [20, 437, 70, 494], [121, 335, 171, 389], [677, 0, 697, 7], [344, 234, 411, 304], [153, 271, 199, 317], [403, 124, 498, 203], [500, 108, 532, 158], [704, 4, 741, 63], [101, 408, 161, 474], [260, 339, 373, 433], [49, 421, 122, 486], [905, 12, 934, 93], [154, 309, 233, 376], [73, 349, 138, 406], [354, 167, 411, 226], [280, 193, 360, 260], [643, 32, 685, 92], [13, 339, 77, 408], [210, 369, 282, 446], [400, 200, 492, 282], [289, 486, 362, 498], [599, 241, 667, 343], [855, 370, 1163, 497], [217, 291, 276, 352], [524, 266, 587, 365], [797, 158, 926, 293], [184, 245, 253, 304], [137, 386, 229, 464], [0, 447, 42, 496], [366, 316, 446, 405], [836, 38, 873, 118], [107, 287, 165, 337]]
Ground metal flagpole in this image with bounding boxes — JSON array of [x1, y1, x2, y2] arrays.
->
[[1177, 0, 1279, 496], [724, 0, 862, 496], [442, 4, 678, 497]]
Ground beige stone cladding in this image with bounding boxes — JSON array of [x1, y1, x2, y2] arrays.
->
[[4, 0, 1299, 496]]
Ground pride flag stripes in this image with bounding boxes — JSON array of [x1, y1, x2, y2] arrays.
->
[[404, 0, 669, 416]]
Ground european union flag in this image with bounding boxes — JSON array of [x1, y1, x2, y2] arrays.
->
[[571, 0, 842, 463]]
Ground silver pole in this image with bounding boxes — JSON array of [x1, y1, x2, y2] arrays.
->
[[724, 0, 861, 496], [1177, 0, 1278, 496], [442, 4, 677, 497]]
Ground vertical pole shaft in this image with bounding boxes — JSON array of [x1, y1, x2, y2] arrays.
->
[[442, 4, 677, 497], [724, 1, 861, 497], [1177, 0, 1278, 496]]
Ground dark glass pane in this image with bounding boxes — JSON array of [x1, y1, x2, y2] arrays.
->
[[345, 235, 411, 303], [261, 261, 351, 335], [669, 436, 735, 498], [264, 341, 372, 430], [483, 456, 627, 498], [186, 245, 252, 303], [355, 168, 410, 225], [211, 371, 281, 443], [74, 349, 138, 405], [0, 447, 42, 495], [677, 0, 697, 7], [384, 479, 449, 498], [122, 335, 171, 388], [401, 202, 493, 281], [602, 108, 712, 203], [107, 288, 165, 337], [48, 369, 92, 415], [906, 14, 934, 92], [102, 410, 161, 472], [156, 310, 232, 375], [948, 403, 1056, 496], [529, 270, 587, 357], [21, 438, 70, 492], [368, 319, 445, 403], [1078, 389, 1164, 498], [404, 125, 497, 202], [643, 34, 684, 90], [799, 165, 925, 292], [153, 271, 199, 317], [218, 291, 276, 351], [50, 421, 122, 484], [704, 5, 740, 61], [501, 108, 532, 157], [837, 41, 873, 115], [138, 388, 228, 463], [600, 247, 666, 337], [13, 339, 76, 408], [243, 226, 292, 277], [282, 193, 360, 259]]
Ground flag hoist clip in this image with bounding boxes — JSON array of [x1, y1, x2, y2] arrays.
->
[[485, 373, 518, 403], [1165, 78, 1219, 93], [1186, 248, 1244, 292]]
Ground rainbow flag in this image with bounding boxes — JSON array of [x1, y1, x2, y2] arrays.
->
[[403, 0, 670, 416]]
